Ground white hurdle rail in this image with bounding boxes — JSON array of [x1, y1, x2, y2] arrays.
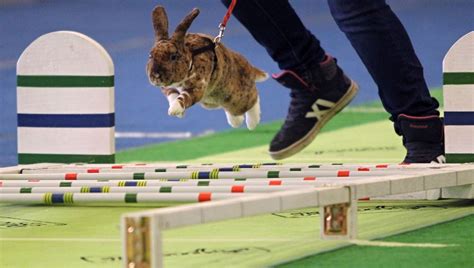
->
[[120, 164, 474, 268]]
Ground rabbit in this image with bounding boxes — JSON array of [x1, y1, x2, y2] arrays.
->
[[146, 6, 268, 130]]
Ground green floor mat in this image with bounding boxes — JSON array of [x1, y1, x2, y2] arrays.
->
[[1, 201, 472, 268], [195, 120, 404, 163], [280, 211, 474, 268]]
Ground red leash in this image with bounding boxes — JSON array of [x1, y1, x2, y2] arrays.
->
[[221, 0, 238, 28], [214, 0, 238, 45]]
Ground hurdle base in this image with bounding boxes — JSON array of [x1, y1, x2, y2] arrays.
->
[[442, 185, 474, 199], [320, 200, 357, 240], [371, 189, 441, 200]]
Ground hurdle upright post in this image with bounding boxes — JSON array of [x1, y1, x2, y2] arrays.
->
[[16, 31, 115, 164], [443, 31, 474, 163]]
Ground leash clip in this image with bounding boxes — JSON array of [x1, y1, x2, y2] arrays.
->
[[213, 23, 226, 46]]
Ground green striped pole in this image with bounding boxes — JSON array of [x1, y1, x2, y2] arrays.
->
[[21, 163, 445, 174], [0, 178, 325, 188], [17, 31, 115, 164], [0, 185, 305, 194], [0, 192, 252, 204], [18, 165, 415, 174], [0, 169, 422, 180]]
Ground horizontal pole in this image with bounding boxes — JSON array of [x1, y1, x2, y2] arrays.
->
[[0, 178, 327, 187], [0, 185, 307, 194], [123, 187, 350, 230], [20, 163, 451, 174], [0, 192, 254, 204], [0, 169, 427, 181]]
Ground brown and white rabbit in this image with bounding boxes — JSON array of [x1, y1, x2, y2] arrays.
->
[[146, 6, 268, 130]]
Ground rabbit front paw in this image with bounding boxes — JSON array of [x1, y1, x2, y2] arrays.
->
[[168, 100, 185, 118]]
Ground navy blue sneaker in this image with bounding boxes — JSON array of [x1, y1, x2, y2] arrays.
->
[[270, 55, 358, 160], [395, 114, 445, 163]]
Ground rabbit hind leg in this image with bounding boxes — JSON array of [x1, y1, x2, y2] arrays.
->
[[225, 110, 244, 128], [245, 95, 260, 130]]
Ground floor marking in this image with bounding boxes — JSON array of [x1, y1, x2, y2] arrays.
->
[[0, 237, 120, 242], [115, 131, 192, 139], [0, 237, 319, 243], [350, 239, 458, 248], [0, 238, 462, 247], [115, 130, 215, 139], [165, 238, 318, 242]]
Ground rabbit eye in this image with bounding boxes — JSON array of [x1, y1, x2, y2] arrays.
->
[[148, 53, 153, 59], [170, 53, 179, 61]]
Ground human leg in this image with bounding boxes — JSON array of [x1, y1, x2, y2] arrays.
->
[[221, 0, 358, 159], [221, 0, 325, 70], [328, 0, 444, 163], [328, 0, 439, 118]]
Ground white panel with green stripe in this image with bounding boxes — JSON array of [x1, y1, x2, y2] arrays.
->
[[443, 31, 474, 163], [16, 31, 115, 164]]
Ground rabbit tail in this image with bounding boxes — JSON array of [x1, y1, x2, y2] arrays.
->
[[254, 67, 269, 82]]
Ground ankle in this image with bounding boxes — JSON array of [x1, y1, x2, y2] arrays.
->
[[272, 54, 349, 92], [395, 114, 444, 144], [395, 114, 445, 163]]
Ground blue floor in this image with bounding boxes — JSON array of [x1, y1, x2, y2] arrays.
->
[[1, 0, 473, 167]]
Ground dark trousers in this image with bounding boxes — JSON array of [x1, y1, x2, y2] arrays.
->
[[221, 0, 439, 119]]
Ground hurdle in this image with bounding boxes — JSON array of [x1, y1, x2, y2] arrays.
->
[[0, 163, 442, 205], [119, 163, 474, 268], [17, 31, 115, 164], [16, 162, 447, 174], [0, 167, 432, 178], [1, 163, 474, 268], [0, 178, 326, 188]]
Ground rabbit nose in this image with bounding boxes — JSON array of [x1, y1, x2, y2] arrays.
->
[[153, 64, 162, 75]]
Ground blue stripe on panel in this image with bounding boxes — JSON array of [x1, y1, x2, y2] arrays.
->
[[17, 113, 115, 128], [444, 112, 474, 125]]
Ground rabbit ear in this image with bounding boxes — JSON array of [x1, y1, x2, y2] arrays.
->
[[152, 6, 169, 41], [171, 8, 200, 43]]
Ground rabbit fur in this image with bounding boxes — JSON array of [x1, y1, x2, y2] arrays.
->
[[146, 6, 268, 130]]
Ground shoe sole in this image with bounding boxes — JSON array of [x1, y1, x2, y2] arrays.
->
[[269, 80, 359, 160]]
